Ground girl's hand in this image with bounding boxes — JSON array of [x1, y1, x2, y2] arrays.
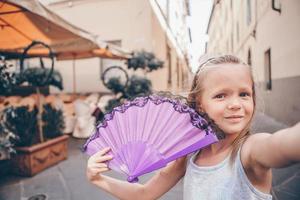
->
[[86, 147, 113, 182]]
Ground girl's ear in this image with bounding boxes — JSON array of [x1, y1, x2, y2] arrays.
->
[[196, 102, 204, 113], [199, 106, 204, 113], [195, 96, 204, 113]]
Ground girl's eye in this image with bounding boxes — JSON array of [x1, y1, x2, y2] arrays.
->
[[214, 94, 225, 99], [240, 92, 251, 97]]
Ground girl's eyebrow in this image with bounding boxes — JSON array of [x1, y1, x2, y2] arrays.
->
[[238, 86, 253, 92], [210, 86, 252, 94], [210, 88, 230, 94]]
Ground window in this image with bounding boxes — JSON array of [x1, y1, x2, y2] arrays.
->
[[273, 0, 281, 8], [272, 0, 281, 13], [99, 58, 103, 75], [167, 45, 172, 86], [247, 49, 252, 66], [246, 0, 252, 25], [188, 28, 192, 43], [264, 49, 272, 90], [176, 58, 180, 88]]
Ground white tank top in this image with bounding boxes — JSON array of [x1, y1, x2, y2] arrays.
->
[[183, 149, 272, 200]]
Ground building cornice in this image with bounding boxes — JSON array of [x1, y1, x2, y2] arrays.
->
[[206, 0, 221, 34], [150, 0, 186, 59]]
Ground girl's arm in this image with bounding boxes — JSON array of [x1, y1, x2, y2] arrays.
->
[[244, 122, 300, 169], [86, 148, 187, 200]]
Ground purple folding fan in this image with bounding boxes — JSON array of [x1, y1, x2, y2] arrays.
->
[[83, 94, 221, 183]]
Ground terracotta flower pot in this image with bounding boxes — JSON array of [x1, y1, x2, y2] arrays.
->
[[10, 135, 69, 176]]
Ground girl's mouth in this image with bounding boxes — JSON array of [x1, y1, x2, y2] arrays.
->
[[224, 116, 244, 122]]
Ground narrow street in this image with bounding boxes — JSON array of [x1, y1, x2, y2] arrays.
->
[[0, 112, 299, 200]]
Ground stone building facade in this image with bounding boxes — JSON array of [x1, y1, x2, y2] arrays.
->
[[206, 0, 300, 125], [44, 0, 193, 94]]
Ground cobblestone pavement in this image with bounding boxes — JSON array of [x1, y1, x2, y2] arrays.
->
[[0, 112, 299, 200]]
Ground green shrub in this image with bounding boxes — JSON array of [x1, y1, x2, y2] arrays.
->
[[125, 75, 152, 98], [15, 68, 63, 90], [103, 75, 152, 114], [106, 77, 125, 94], [3, 104, 65, 147], [3, 106, 38, 147], [42, 104, 65, 139], [127, 51, 164, 72]]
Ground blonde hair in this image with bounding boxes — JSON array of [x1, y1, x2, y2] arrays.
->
[[187, 54, 256, 165]]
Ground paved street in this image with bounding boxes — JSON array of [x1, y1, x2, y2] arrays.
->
[[0, 112, 299, 200]]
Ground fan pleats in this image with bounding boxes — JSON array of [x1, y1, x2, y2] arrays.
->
[[84, 95, 218, 182]]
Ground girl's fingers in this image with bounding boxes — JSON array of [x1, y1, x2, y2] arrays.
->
[[90, 167, 110, 174], [91, 162, 109, 168], [94, 155, 114, 163], [95, 147, 111, 156], [97, 167, 110, 173]]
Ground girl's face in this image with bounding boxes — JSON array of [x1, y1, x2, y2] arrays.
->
[[199, 63, 254, 136]]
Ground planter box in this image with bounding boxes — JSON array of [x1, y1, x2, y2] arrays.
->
[[10, 135, 69, 176]]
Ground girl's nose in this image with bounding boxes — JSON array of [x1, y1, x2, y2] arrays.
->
[[227, 99, 241, 110]]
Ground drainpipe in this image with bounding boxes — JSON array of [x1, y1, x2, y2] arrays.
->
[[271, 0, 281, 13]]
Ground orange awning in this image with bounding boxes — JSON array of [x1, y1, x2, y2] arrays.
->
[[0, 0, 130, 60]]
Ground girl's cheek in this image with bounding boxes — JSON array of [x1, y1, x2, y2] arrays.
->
[[245, 101, 254, 110], [214, 102, 227, 110]]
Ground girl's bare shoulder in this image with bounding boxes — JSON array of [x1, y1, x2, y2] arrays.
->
[[240, 133, 273, 193], [241, 133, 272, 169]]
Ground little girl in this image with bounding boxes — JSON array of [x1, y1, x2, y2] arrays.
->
[[86, 54, 300, 200]]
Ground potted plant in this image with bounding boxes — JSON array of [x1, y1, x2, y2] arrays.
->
[[0, 55, 17, 161], [127, 50, 164, 72], [1, 41, 69, 176], [104, 75, 152, 113], [99, 50, 163, 117], [3, 103, 67, 176]]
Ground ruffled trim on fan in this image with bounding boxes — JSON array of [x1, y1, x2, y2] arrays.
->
[[83, 93, 225, 151]]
